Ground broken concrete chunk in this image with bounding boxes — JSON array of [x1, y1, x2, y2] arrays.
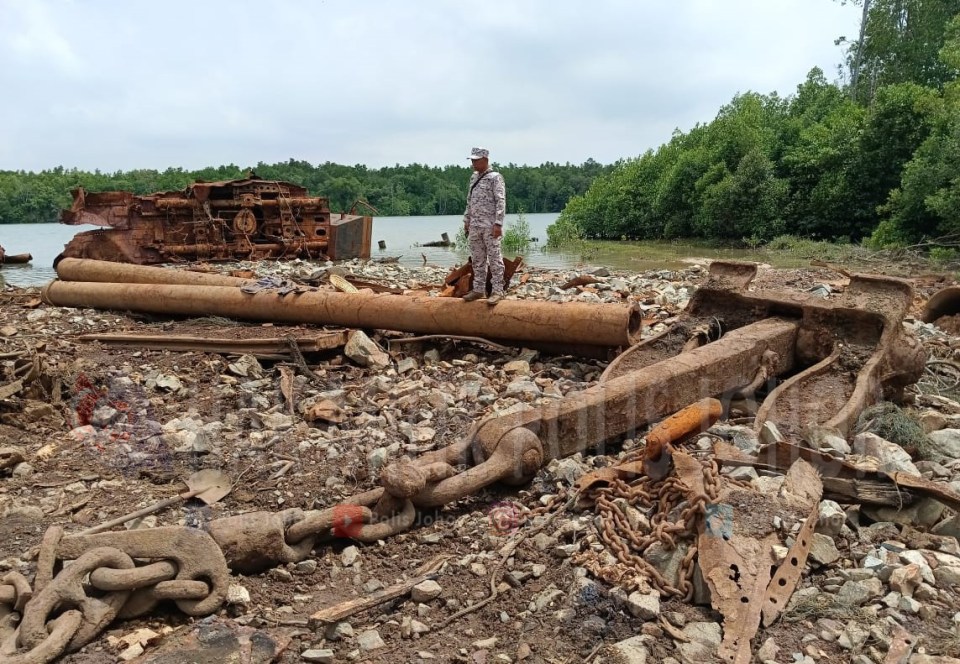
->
[[626, 591, 660, 620], [816, 500, 846, 537], [345, 330, 390, 368], [806, 427, 851, 456], [927, 429, 960, 461], [228, 354, 263, 378], [809, 534, 841, 566], [852, 432, 921, 475]]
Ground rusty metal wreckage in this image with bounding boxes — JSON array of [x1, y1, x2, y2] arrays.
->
[[57, 175, 373, 265], [5, 258, 960, 664]]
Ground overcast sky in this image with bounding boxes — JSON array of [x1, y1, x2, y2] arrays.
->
[[0, 0, 860, 172]]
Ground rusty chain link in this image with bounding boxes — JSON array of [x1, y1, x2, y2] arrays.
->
[[577, 456, 721, 600]]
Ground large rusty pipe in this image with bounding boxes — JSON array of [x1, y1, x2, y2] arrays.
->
[[41, 281, 643, 348], [56, 258, 251, 287]]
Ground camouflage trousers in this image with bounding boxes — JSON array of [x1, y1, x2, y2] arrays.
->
[[469, 224, 505, 295]]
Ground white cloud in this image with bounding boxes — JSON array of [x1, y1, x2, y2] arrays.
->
[[0, 0, 860, 171]]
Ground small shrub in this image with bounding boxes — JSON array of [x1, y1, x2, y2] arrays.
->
[[502, 210, 532, 253], [546, 215, 585, 249], [454, 226, 469, 250], [929, 247, 960, 266]]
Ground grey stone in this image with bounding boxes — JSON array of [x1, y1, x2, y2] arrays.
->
[[807, 427, 851, 455], [550, 457, 588, 485], [836, 578, 884, 606], [324, 622, 353, 641], [732, 428, 760, 455], [933, 564, 960, 587], [411, 579, 443, 603], [725, 466, 759, 482], [838, 622, 870, 650], [863, 498, 945, 529], [900, 551, 935, 584], [530, 587, 564, 612], [295, 560, 318, 574], [341, 546, 359, 567], [757, 637, 779, 662], [817, 500, 846, 537], [852, 432, 921, 475], [927, 428, 960, 460], [608, 635, 652, 663], [503, 360, 531, 375], [504, 379, 541, 399], [301, 649, 335, 663], [677, 622, 722, 663], [91, 405, 121, 427], [759, 421, 785, 446], [396, 357, 418, 374], [810, 533, 841, 566], [345, 330, 390, 369], [357, 629, 385, 651], [626, 591, 660, 620], [259, 412, 294, 430]]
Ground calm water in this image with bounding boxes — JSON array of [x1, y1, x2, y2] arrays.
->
[[0, 214, 781, 287]]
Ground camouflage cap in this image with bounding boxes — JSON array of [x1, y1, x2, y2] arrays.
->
[[468, 147, 489, 160]]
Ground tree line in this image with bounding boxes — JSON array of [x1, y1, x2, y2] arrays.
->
[[0, 159, 612, 225], [552, 0, 960, 248]]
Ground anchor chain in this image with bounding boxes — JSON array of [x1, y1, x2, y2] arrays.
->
[[576, 456, 721, 600], [1, 418, 549, 663]]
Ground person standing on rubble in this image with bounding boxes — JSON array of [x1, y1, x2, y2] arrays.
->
[[462, 147, 507, 305]]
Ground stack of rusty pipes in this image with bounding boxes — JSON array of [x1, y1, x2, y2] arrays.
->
[[45, 259, 641, 353]]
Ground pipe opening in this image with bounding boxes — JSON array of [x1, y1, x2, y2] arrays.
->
[[626, 306, 643, 344]]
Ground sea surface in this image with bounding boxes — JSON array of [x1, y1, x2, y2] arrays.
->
[[0, 213, 779, 287]]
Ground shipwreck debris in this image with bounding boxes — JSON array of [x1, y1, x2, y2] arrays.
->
[[58, 175, 372, 264], [6, 259, 957, 663]]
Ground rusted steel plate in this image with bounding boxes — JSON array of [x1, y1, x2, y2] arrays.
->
[[75, 331, 349, 358]]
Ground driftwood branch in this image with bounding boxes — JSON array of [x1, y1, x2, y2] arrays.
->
[[309, 556, 448, 625]]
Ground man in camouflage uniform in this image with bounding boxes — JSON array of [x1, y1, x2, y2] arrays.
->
[[462, 147, 507, 304]]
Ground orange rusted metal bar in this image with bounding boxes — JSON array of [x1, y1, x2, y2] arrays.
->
[[644, 397, 723, 479], [41, 281, 643, 349]]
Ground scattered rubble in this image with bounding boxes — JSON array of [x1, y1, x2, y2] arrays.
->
[[2, 258, 960, 663]]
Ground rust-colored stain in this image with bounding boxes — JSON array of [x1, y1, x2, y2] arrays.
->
[[58, 175, 372, 264]]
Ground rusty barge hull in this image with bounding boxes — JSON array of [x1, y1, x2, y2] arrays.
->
[[58, 176, 372, 264]]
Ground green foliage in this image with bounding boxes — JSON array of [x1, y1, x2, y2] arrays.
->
[[502, 210, 532, 252], [870, 14, 960, 245], [546, 211, 586, 248], [454, 225, 469, 251], [855, 402, 935, 459], [929, 246, 960, 265], [0, 159, 613, 224], [845, 0, 960, 103], [543, 3, 960, 246]]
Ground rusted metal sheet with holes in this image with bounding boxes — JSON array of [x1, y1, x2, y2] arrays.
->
[[58, 175, 372, 264]]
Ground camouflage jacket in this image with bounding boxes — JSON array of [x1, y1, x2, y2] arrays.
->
[[463, 169, 506, 227]]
